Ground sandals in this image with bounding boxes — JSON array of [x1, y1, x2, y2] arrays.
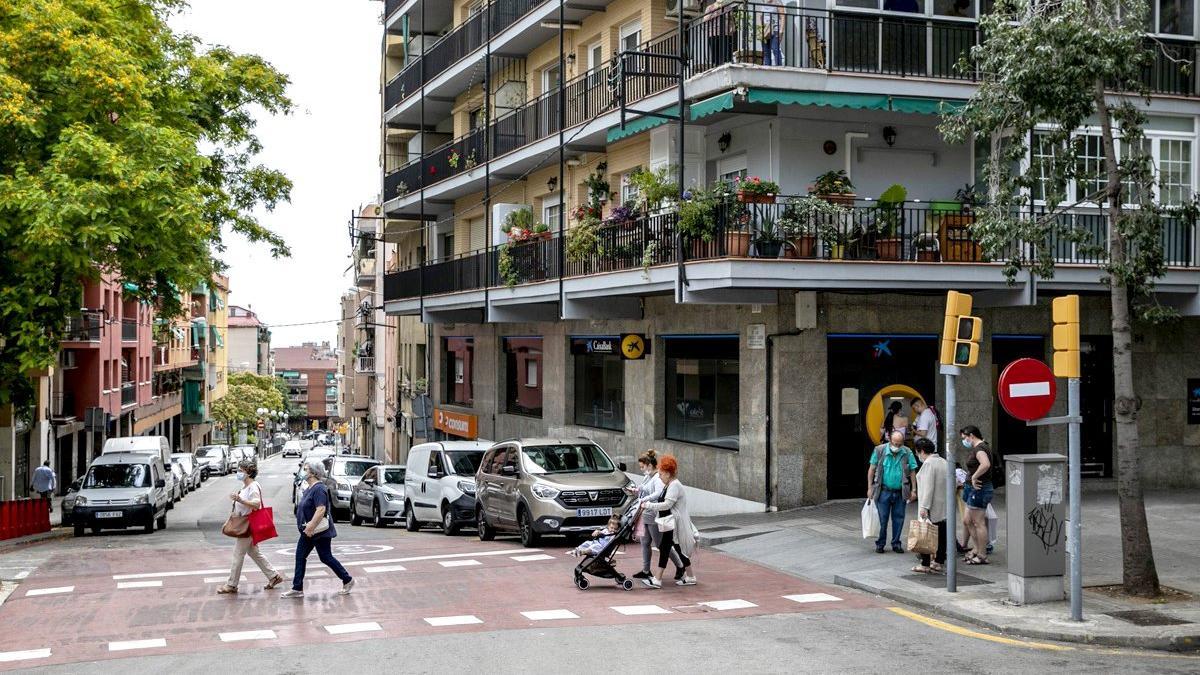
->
[[929, 562, 945, 573], [216, 585, 238, 594], [911, 565, 932, 574], [265, 574, 285, 590], [965, 556, 989, 565]]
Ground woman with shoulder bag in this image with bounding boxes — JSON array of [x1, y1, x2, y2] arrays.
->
[[633, 450, 684, 582], [280, 461, 354, 598], [639, 455, 697, 589], [218, 461, 283, 594]]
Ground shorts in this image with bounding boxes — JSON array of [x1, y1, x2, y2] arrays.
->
[[964, 482, 994, 511]]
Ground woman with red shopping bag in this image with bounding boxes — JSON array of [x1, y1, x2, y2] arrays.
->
[[217, 461, 284, 594]]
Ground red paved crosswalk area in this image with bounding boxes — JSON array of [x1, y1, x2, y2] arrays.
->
[[0, 535, 877, 669]]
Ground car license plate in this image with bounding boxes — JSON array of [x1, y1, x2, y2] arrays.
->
[[577, 507, 612, 518], [97, 511, 122, 519]]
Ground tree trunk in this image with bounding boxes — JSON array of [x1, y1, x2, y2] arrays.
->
[[1093, 81, 1160, 597]]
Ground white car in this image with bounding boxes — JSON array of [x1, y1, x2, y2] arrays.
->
[[281, 440, 304, 458], [404, 441, 490, 535]]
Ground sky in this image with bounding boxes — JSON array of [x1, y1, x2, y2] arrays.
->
[[171, 0, 382, 348]]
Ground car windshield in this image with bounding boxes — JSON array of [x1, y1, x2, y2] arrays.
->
[[173, 456, 193, 470], [521, 444, 615, 474], [84, 464, 151, 489], [334, 460, 377, 477], [197, 447, 222, 457], [383, 468, 405, 484], [445, 451, 482, 475]]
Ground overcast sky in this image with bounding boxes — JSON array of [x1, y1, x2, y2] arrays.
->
[[172, 1, 381, 348]]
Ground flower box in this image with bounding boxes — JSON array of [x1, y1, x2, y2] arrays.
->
[[817, 193, 856, 207], [737, 191, 777, 204]]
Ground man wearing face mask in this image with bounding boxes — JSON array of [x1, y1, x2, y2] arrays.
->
[[280, 461, 354, 598], [217, 462, 283, 594], [867, 430, 917, 554]]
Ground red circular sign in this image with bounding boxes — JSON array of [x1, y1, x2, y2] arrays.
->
[[998, 358, 1058, 421]]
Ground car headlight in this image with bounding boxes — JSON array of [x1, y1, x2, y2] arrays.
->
[[74, 495, 87, 506], [134, 494, 149, 505], [387, 491, 405, 502], [456, 481, 476, 495], [531, 483, 559, 501], [337, 482, 350, 491]]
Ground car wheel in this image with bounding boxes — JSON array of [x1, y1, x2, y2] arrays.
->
[[144, 518, 155, 534], [73, 524, 84, 537], [441, 505, 459, 536], [350, 507, 362, 526], [404, 502, 419, 532], [157, 513, 167, 530], [372, 502, 386, 528], [477, 508, 495, 541], [518, 508, 539, 547]]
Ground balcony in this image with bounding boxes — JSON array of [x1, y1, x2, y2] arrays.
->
[[356, 356, 376, 373], [121, 319, 138, 342], [62, 311, 103, 342], [356, 256, 377, 286], [51, 391, 77, 421], [121, 382, 136, 408]]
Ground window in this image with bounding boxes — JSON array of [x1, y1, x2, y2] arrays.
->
[[1075, 134, 1105, 202], [521, 444, 614, 474], [541, 63, 561, 95], [1156, 0, 1194, 35], [542, 195, 561, 228], [665, 336, 740, 449], [503, 337, 542, 417], [572, 338, 625, 432], [440, 233, 455, 261], [620, 169, 640, 206], [442, 337, 474, 406], [716, 154, 747, 185], [619, 20, 642, 53], [587, 42, 603, 83], [468, 107, 483, 131], [1159, 138, 1192, 206], [1031, 132, 1064, 203]]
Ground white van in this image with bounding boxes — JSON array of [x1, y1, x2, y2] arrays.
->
[[102, 436, 178, 504], [71, 452, 170, 536], [404, 441, 490, 535]]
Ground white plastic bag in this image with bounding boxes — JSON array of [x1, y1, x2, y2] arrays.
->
[[861, 499, 880, 539], [986, 503, 998, 547]]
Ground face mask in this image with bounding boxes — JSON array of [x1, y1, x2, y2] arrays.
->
[[961, 438, 972, 449], [236, 472, 246, 481], [642, 468, 652, 476]]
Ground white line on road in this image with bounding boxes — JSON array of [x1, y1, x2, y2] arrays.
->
[[343, 548, 541, 567], [783, 593, 842, 604], [108, 638, 166, 652], [424, 615, 483, 627], [521, 609, 579, 621], [438, 560, 481, 568], [117, 581, 162, 589], [611, 605, 672, 616], [1009, 381, 1051, 397], [324, 622, 382, 635], [363, 565, 407, 574], [24, 586, 74, 597], [219, 630, 277, 642], [112, 568, 227, 580], [510, 554, 555, 562], [203, 576, 247, 584], [14, 570, 29, 580], [305, 570, 329, 578], [700, 599, 758, 611], [0, 648, 51, 663]]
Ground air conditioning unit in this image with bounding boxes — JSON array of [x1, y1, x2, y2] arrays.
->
[[59, 350, 77, 369], [666, 0, 701, 18]]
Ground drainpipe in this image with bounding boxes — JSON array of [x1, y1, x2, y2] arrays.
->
[[764, 328, 801, 511]]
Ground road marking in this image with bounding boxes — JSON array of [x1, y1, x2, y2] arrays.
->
[[0, 648, 51, 663], [24, 586, 73, 597], [117, 580, 162, 589], [700, 599, 758, 611], [1009, 381, 1051, 397], [886, 607, 1073, 651], [439, 559, 481, 568], [363, 564, 407, 574], [511, 554, 555, 562], [324, 622, 382, 635], [521, 609, 579, 621], [112, 568, 226, 580], [783, 593, 843, 604], [424, 615, 483, 627], [204, 576, 247, 584], [219, 630, 277, 642], [306, 570, 329, 578], [108, 638, 167, 652], [611, 605, 672, 616], [13, 571, 29, 580], [343, 548, 541, 567]]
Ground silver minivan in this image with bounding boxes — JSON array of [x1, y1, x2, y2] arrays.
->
[[71, 452, 170, 536]]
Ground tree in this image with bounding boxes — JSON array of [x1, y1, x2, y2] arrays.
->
[[211, 372, 284, 429], [940, 0, 1177, 596], [273, 375, 299, 419], [0, 0, 292, 413]]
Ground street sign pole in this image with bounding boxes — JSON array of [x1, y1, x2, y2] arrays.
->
[[940, 363, 960, 593], [1067, 376, 1082, 621]]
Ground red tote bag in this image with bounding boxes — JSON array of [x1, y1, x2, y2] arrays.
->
[[248, 485, 278, 546]]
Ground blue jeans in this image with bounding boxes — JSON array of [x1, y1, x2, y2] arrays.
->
[[875, 488, 906, 550], [292, 534, 352, 591], [762, 35, 783, 66]]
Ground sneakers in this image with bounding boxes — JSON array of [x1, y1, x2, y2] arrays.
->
[[641, 577, 662, 589], [891, 545, 904, 554], [279, 589, 304, 599], [675, 576, 697, 586], [875, 547, 886, 554], [632, 570, 651, 580], [339, 579, 355, 595]]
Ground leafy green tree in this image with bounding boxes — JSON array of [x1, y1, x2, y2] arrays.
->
[[940, 0, 1179, 596], [0, 0, 292, 412], [211, 372, 284, 432]]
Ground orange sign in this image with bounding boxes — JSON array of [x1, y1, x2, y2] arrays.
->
[[434, 408, 478, 439]]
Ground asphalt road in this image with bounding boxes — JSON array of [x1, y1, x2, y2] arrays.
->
[[0, 455, 1195, 674]]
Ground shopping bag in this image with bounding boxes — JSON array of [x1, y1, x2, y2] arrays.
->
[[906, 519, 938, 555], [249, 506, 277, 545], [986, 503, 998, 547], [861, 500, 880, 539]]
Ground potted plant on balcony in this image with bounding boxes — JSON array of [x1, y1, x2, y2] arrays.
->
[[606, 203, 638, 229], [735, 176, 780, 204], [753, 213, 786, 258], [677, 186, 718, 257], [810, 169, 856, 206], [448, 149, 461, 169], [630, 166, 677, 214], [566, 214, 603, 269], [584, 164, 609, 205], [873, 183, 907, 261], [532, 223, 551, 240], [503, 207, 534, 239], [914, 232, 940, 262], [465, 149, 478, 169], [780, 195, 847, 258]]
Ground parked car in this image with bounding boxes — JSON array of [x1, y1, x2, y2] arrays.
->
[[322, 456, 381, 521], [404, 441, 489, 535], [167, 460, 185, 502], [231, 445, 258, 464], [475, 438, 634, 546], [195, 445, 231, 477], [71, 452, 170, 536], [171, 453, 202, 491], [350, 465, 406, 528], [62, 479, 81, 526], [101, 436, 171, 467], [169, 459, 188, 498], [281, 440, 304, 458]]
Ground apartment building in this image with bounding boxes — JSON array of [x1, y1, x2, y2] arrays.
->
[[380, 0, 1200, 508], [227, 305, 273, 375], [275, 342, 339, 431]]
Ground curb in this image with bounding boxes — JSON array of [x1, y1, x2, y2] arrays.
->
[[833, 574, 1200, 652], [0, 527, 73, 553], [698, 529, 776, 547]]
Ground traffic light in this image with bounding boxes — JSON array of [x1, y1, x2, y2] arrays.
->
[[1051, 295, 1081, 378], [940, 291, 982, 368]]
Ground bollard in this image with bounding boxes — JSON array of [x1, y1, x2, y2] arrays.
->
[[18, 499, 30, 537], [38, 498, 50, 533], [0, 501, 9, 540]]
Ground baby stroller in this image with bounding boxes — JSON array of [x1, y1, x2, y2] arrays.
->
[[573, 507, 638, 591]]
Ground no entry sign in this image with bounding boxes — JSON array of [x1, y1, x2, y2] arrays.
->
[[998, 358, 1058, 422]]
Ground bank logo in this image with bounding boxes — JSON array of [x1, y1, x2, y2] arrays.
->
[[872, 340, 892, 359]]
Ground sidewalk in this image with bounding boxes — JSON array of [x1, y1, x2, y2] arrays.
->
[[695, 489, 1200, 651]]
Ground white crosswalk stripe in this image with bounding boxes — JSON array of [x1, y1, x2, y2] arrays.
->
[[112, 568, 226, 580], [510, 554, 554, 562], [24, 586, 73, 597], [611, 605, 672, 616], [424, 615, 483, 627], [117, 581, 162, 589], [521, 609, 579, 621], [108, 638, 166, 652], [219, 630, 277, 642], [0, 648, 51, 663], [204, 576, 247, 584], [324, 622, 382, 635], [342, 548, 541, 567], [783, 593, 842, 604], [700, 599, 758, 611], [363, 564, 407, 573], [439, 559, 481, 568]]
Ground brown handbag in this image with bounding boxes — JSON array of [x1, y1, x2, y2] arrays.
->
[[221, 502, 250, 538]]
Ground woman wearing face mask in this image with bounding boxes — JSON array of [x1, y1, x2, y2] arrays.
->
[[640, 455, 698, 589], [280, 461, 354, 598], [959, 425, 995, 565], [633, 450, 683, 582], [217, 461, 283, 594]]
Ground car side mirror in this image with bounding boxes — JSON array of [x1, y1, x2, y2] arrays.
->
[[500, 464, 517, 477], [155, 479, 166, 488], [71, 479, 82, 491], [618, 462, 627, 472], [427, 467, 442, 479]]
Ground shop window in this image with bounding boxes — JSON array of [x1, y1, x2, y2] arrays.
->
[[443, 337, 474, 406], [504, 337, 542, 417], [572, 337, 625, 432], [665, 336, 740, 450]]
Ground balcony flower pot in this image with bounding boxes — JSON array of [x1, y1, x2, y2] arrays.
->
[[737, 191, 777, 204], [818, 193, 856, 207], [876, 237, 903, 261], [916, 249, 940, 262], [725, 230, 752, 257], [788, 234, 818, 258], [754, 240, 784, 258]]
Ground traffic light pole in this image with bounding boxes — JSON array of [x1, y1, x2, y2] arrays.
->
[[1067, 376, 1082, 621], [941, 364, 960, 593]]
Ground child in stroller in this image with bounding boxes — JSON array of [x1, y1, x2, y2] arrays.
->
[[572, 510, 637, 591]]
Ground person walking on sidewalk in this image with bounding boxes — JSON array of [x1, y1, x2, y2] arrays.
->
[[960, 425, 995, 565], [911, 438, 947, 574], [640, 455, 698, 589], [32, 461, 56, 511], [280, 461, 354, 598], [867, 430, 917, 553], [633, 450, 684, 582], [218, 461, 284, 594]]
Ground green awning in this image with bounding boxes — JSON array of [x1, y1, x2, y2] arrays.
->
[[606, 106, 680, 143], [891, 96, 965, 114], [122, 282, 139, 293], [748, 90, 891, 110], [690, 91, 735, 120]]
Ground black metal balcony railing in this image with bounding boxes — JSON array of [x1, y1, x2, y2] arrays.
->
[[384, 0, 404, 21], [121, 382, 136, 407], [63, 311, 103, 341], [121, 319, 138, 342]]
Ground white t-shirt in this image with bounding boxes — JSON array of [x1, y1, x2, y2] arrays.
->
[[915, 408, 939, 448], [235, 482, 263, 516]]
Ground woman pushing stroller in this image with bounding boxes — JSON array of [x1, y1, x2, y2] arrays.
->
[[636, 453, 698, 589]]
